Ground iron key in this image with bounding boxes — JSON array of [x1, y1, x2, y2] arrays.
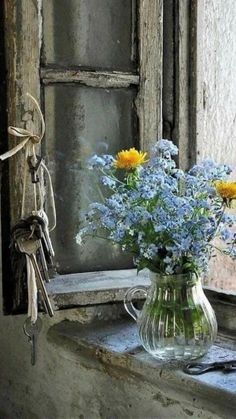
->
[[16, 237, 54, 317], [23, 317, 42, 365]]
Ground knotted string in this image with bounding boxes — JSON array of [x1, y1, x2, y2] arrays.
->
[[2, 93, 45, 160], [0, 93, 56, 230], [0, 93, 56, 323]]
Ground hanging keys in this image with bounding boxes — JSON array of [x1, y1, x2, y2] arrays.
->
[[12, 218, 54, 318], [38, 243, 50, 283], [23, 317, 43, 365], [12, 215, 51, 284], [2, 94, 57, 367], [16, 236, 54, 317], [25, 214, 51, 281], [27, 213, 54, 267], [8, 126, 56, 320], [35, 210, 55, 262]]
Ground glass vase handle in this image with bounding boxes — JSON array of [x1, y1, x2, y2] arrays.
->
[[124, 286, 147, 321]]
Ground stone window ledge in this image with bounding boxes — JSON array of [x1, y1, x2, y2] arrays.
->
[[48, 318, 236, 418], [46, 269, 150, 310], [46, 269, 236, 337]]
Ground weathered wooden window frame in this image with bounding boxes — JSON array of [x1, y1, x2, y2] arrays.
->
[[2, 0, 236, 339], [2, 0, 162, 314], [161, 0, 236, 340]]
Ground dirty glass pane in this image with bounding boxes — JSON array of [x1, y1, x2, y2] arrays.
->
[[44, 85, 137, 274], [42, 0, 136, 71]]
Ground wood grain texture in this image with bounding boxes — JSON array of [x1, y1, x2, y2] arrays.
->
[[188, 0, 198, 167], [196, 0, 236, 165], [4, 0, 42, 313], [163, 0, 198, 171], [174, 0, 192, 170], [4, 0, 42, 224], [136, 0, 163, 151], [41, 68, 139, 88], [162, 0, 175, 140], [196, 0, 236, 291]]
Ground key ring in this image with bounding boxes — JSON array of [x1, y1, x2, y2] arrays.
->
[[23, 317, 43, 339], [23, 317, 35, 340]]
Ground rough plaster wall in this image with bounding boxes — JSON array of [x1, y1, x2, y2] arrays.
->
[[197, 0, 236, 290], [0, 286, 223, 419], [0, 295, 228, 419], [0, 246, 228, 419]]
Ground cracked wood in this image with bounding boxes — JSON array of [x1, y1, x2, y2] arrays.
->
[[136, 0, 163, 151], [41, 68, 139, 88], [4, 0, 42, 313]]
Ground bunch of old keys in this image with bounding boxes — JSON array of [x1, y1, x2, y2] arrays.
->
[[12, 213, 54, 365], [12, 215, 54, 314], [0, 94, 57, 366], [11, 156, 55, 366]]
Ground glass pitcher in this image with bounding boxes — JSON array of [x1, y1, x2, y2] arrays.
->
[[124, 271, 217, 361]]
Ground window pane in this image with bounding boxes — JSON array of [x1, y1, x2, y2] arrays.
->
[[44, 85, 137, 274], [42, 0, 137, 71], [197, 0, 236, 292]]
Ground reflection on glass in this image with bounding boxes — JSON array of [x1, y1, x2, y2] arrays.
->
[[44, 85, 137, 274], [43, 0, 137, 71]]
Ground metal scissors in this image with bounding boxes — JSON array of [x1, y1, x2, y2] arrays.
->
[[183, 360, 236, 375]]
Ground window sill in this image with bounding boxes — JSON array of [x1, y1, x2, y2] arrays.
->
[[46, 269, 150, 310], [46, 269, 236, 337], [48, 318, 236, 418]]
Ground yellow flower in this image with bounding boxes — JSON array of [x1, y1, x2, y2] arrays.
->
[[215, 181, 236, 200], [114, 148, 148, 170]]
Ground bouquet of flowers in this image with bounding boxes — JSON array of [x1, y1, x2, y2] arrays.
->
[[77, 139, 236, 276]]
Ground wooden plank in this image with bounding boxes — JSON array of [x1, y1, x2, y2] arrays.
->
[[0, 0, 11, 315], [193, 0, 204, 163], [136, 0, 163, 151], [46, 269, 150, 310], [188, 0, 198, 168], [4, 0, 42, 223], [41, 68, 139, 88], [3, 0, 42, 313], [162, 0, 175, 140], [174, 0, 191, 170], [162, 1, 199, 171]]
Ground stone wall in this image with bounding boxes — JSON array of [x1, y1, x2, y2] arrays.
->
[[0, 266, 231, 419]]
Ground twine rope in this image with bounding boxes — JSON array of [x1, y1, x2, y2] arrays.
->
[[0, 94, 56, 323], [0, 93, 56, 230]]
